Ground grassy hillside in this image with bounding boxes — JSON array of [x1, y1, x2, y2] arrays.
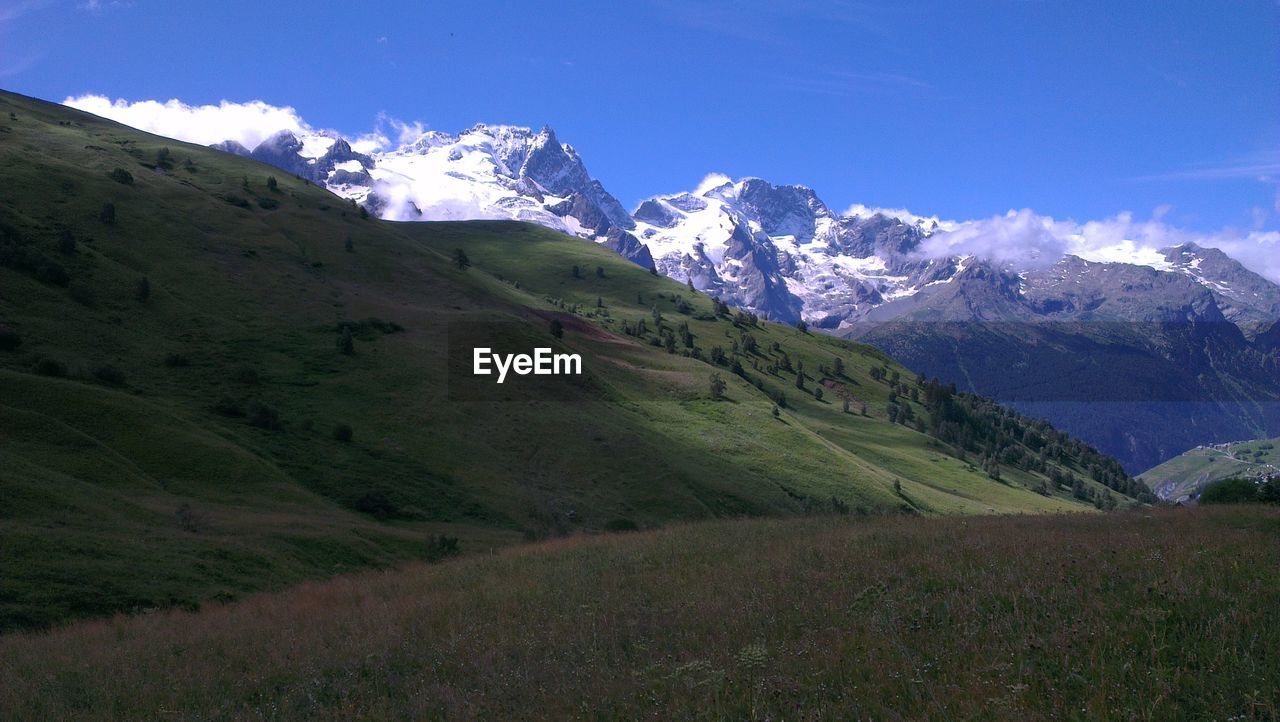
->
[[1140, 437, 1280, 501], [0, 90, 1143, 630], [3, 506, 1277, 720]]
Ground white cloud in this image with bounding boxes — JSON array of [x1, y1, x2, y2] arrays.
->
[[63, 94, 312, 150], [77, 0, 133, 12], [916, 209, 1070, 268], [917, 208, 1280, 284], [694, 172, 732, 195]]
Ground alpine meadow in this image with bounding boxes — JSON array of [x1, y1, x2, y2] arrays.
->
[[0, 71, 1277, 721]]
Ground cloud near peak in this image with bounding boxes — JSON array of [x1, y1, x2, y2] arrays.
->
[[63, 94, 312, 150], [61, 94, 1280, 285], [916, 208, 1280, 283]]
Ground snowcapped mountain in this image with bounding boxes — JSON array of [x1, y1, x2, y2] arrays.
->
[[630, 177, 953, 326], [216, 124, 637, 246], [211, 121, 1280, 471], [211, 122, 1278, 336]]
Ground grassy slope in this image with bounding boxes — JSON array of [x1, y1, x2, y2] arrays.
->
[[1, 90, 1121, 629], [3, 506, 1277, 721], [1140, 436, 1280, 500]]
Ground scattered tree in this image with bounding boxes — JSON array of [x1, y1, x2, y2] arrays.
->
[[709, 372, 727, 399], [453, 248, 470, 271], [266, 175, 279, 191], [54, 228, 77, 255]]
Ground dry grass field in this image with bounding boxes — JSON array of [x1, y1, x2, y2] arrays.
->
[[4, 505, 1278, 720]]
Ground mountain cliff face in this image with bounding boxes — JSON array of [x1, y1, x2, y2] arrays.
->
[[216, 124, 637, 254], [213, 124, 1280, 470]]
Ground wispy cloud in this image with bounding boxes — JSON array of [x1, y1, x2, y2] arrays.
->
[[1126, 149, 1280, 183], [649, 0, 900, 46], [0, 0, 56, 23], [766, 67, 932, 99], [77, 0, 134, 12]]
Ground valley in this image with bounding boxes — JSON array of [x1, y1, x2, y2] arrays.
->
[[169, 103, 1280, 474]]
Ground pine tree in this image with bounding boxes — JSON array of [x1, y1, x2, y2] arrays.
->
[[709, 372, 726, 399], [453, 248, 470, 271]]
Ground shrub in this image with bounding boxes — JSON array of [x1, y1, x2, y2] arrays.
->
[[337, 327, 355, 355], [353, 491, 399, 519], [0, 326, 20, 351], [1199, 477, 1260, 504], [33, 357, 66, 377], [549, 319, 564, 339], [604, 518, 639, 533], [135, 276, 151, 303], [68, 283, 95, 306], [175, 503, 203, 533], [56, 229, 76, 254], [223, 194, 250, 208], [91, 364, 126, 386], [256, 197, 280, 210], [332, 423, 353, 442], [108, 168, 134, 185], [99, 202, 116, 224], [425, 535, 461, 562], [213, 396, 245, 417], [234, 366, 260, 385], [246, 401, 281, 430], [37, 260, 69, 286], [163, 353, 189, 368]]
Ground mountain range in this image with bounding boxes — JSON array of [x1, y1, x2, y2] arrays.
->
[[212, 123, 1280, 472], [2, 90, 1156, 629]]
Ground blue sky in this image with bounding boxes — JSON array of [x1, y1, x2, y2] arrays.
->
[[2, 0, 1278, 232]]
